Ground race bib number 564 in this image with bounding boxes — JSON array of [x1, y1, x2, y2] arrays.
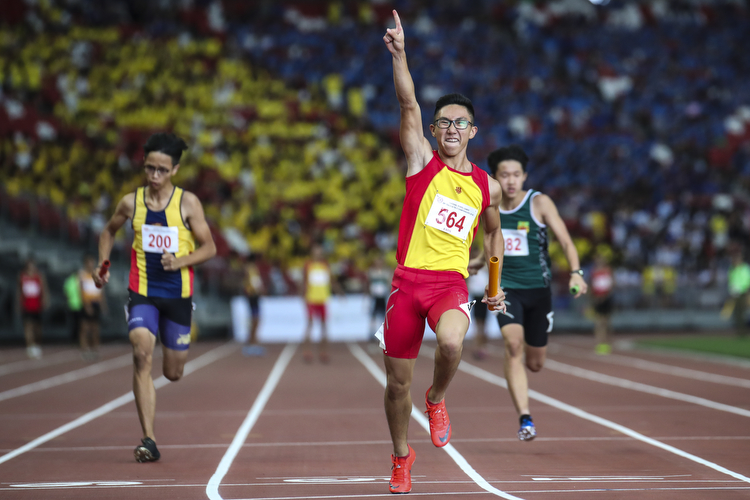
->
[[142, 224, 179, 254], [425, 194, 478, 241]]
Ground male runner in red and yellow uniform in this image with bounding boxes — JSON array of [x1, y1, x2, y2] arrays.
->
[[93, 133, 216, 463], [381, 10, 506, 494]]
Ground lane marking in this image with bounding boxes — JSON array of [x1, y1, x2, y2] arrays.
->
[[6, 434, 749, 454], [348, 343, 524, 500], [544, 359, 750, 418], [617, 341, 750, 369], [206, 343, 297, 500], [203, 485, 750, 500], [0, 342, 237, 465], [455, 358, 750, 484], [10, 481, 142, 488], [0, 354, 133, 402], [557, 349, 750, 388], [0, 349, 83, 377]]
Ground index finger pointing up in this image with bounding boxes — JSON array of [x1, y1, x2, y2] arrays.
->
[[392, 9, 401, 32]]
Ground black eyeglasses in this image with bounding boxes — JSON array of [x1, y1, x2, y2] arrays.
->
[[434, 118, 473, 130], [145, 165, 172, 176]]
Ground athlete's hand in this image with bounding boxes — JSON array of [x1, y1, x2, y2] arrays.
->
[[161, 249, 180, 271], [569, 274, 588, 299], [483, 285, 507, 314], [383, 10, 405, 55], [93, 266, 108, 288]]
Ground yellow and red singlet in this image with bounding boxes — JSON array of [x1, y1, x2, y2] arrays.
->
[[396, 151, 491, 278], [305, 260, 331, 305], [129, 186, 196, 298]]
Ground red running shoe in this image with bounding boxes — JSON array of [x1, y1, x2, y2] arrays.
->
[[389, 444, 415, 494], [424, 387, 451, 447]]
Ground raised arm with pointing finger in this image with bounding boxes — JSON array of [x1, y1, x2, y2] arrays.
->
[[383, 10, 433, 176]]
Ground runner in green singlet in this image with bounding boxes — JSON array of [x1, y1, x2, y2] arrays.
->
[[469, 144, 587, 442]]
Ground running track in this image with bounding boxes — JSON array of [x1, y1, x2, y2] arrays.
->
[[0, 335, 749, 499]]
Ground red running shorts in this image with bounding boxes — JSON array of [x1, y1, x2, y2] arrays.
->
[[383, 264, 472, 359]]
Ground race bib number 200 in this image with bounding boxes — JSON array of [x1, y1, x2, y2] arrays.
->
[[425, 194, 478, 241], [141, 224, 179, 254]]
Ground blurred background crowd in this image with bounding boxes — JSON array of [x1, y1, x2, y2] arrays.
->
[[1, 0, 750, 338]]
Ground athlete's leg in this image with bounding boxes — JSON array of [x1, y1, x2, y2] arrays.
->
[[384, 355, 417, 457], [79, 319, 88, 351], [249, 316, 260, 344], [429, 309, 469, 404], [524, 344, 547, 373], [162, 344, 189, 381], [130, 327, 157, 439], [91, 320, 101, 353], [318, 317, 329, 362], [302, 305, 314, 361], [501, 324, 530, 416]]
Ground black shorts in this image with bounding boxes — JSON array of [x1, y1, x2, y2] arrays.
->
[[372, 297, 386, 317], [248, 295, 260, 316], [594, 296, 614, 316], [470, 295, 488, 321], [82, 303, 101, 320], [22, 311, 42, 324], [496, 287, 553, 348]]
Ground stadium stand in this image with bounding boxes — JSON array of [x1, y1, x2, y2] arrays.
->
[[1, 0, 749, 319]]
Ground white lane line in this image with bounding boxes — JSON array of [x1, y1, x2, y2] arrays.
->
[[457, 359, 750, 484], [206, 343, 297, 500], [560, 349, 750, 388], [618, 341, 750, 369], [348, 343, 524, 500], [544, 359, 750, 418], [0, 350, 82, 377], [7, 433, 750, 454], [0, 354, 133, 402], [0, 342, 237, 466], [212, 485, 750, 500]]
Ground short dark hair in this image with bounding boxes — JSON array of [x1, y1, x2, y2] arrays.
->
[[433, 93, 475, 124], [143, 133, 188, 167], [487, 144, 529, 175]]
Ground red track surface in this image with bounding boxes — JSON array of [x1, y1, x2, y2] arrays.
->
[[1, 335, 749, 499]]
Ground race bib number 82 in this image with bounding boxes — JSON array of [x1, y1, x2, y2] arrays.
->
[[502, 229, 529, 256], [425, 194, 478, 241], [142, 224, 180, 254]]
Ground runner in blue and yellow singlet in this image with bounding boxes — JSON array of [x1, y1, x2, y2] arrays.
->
[[381, 10, 506, 494], [93, 133, 216, 464], [469, 144, 588, 443]]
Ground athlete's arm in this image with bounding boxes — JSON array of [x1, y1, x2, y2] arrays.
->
[[93, 193, 135, 288], [480, 178, 506, 312], [301, 262, 309, 298], [533, 194, 588, 298], [383, 9, 433, 176], [162, 191, 216, 271]]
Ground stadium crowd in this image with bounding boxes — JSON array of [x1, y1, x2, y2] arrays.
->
[[1, 0, 749, 310]]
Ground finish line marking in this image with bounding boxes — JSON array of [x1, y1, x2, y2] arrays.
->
[[348, 343, 524, 500]]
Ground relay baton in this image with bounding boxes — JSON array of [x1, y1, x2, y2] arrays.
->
[[488, 256, 500, 311], [570, 284, 580, 295], [96, 260, 110, 288]]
